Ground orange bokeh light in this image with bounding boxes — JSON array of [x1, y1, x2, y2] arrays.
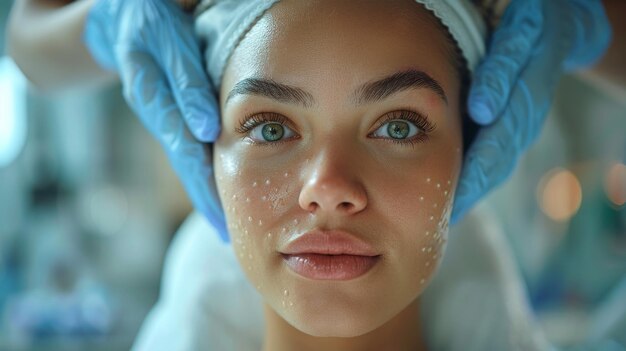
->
[[537, 168, 583, 222]]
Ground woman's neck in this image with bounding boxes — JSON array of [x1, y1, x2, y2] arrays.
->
[[261, 297, 428, 351]]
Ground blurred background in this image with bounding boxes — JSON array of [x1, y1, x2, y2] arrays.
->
[[0, 2, 192, 350], [0, 1, 625, 350]]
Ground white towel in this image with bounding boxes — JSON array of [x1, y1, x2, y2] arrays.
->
[[132, 205, 553, 351]]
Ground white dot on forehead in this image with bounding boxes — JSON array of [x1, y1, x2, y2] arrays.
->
[[284, 172, 289, 177], [426, 178, 431, 183], [253, 181, 258, 187], [265, 179, 271, 185]]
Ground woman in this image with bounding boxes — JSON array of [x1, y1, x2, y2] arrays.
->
[[133, 1, 553, 350], [5, 0, 620, 349]]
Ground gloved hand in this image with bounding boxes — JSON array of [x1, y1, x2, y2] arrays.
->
[[451, 0, 612, 224], [83, 0, 229, 241]]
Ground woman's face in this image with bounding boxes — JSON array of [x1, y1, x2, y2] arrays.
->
[[213, 0, 463, 338]]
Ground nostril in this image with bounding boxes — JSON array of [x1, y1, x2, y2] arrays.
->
[[307, 202, 319, 213], [339, 202, 353, 211]]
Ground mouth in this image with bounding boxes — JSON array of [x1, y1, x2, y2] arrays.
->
[[281, 253, 381, 281], [279, 228, 381, 280]]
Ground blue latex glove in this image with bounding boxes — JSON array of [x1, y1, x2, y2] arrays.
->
[[451, 0, 612, 224], [83, 0, 229, 241]]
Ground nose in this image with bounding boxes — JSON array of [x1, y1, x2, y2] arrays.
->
[[298, 148, 368, 216]]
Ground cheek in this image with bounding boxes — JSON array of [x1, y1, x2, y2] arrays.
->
[[213, 148, 303, 287], [377, 143, 461, 290]]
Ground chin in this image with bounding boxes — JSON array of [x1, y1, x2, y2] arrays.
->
[[282, 305, 383, 338]]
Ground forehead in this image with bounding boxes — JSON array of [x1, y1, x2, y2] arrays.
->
[[220, 0, 458, 110]]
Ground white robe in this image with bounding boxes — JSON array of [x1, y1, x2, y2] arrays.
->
[[132, 204, 554, 351]]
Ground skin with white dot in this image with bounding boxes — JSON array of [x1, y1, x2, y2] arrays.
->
[[212, 0, 464, 349]]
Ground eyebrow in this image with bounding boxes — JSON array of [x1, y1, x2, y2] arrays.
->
[[225, 69, 448, 108]]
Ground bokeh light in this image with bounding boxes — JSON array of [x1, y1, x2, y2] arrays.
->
[[537, 168, 583, 222], [605, 162, 626, 207]]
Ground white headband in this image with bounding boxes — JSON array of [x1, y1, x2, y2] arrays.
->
[[195, 0, 487, 90]]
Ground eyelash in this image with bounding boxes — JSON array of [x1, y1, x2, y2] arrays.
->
[[235, 110, 436, 148], [371, 110, 436, 147]]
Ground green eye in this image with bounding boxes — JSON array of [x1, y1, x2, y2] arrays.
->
[[261, 123, 284, 141], [249, 121, 295, 143], [373, 119, 418, 140], [387, 121, 410, 139]]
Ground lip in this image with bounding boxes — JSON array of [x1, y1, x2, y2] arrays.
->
[[280, 229, 380, 256], [280, 229, 381, 280]]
